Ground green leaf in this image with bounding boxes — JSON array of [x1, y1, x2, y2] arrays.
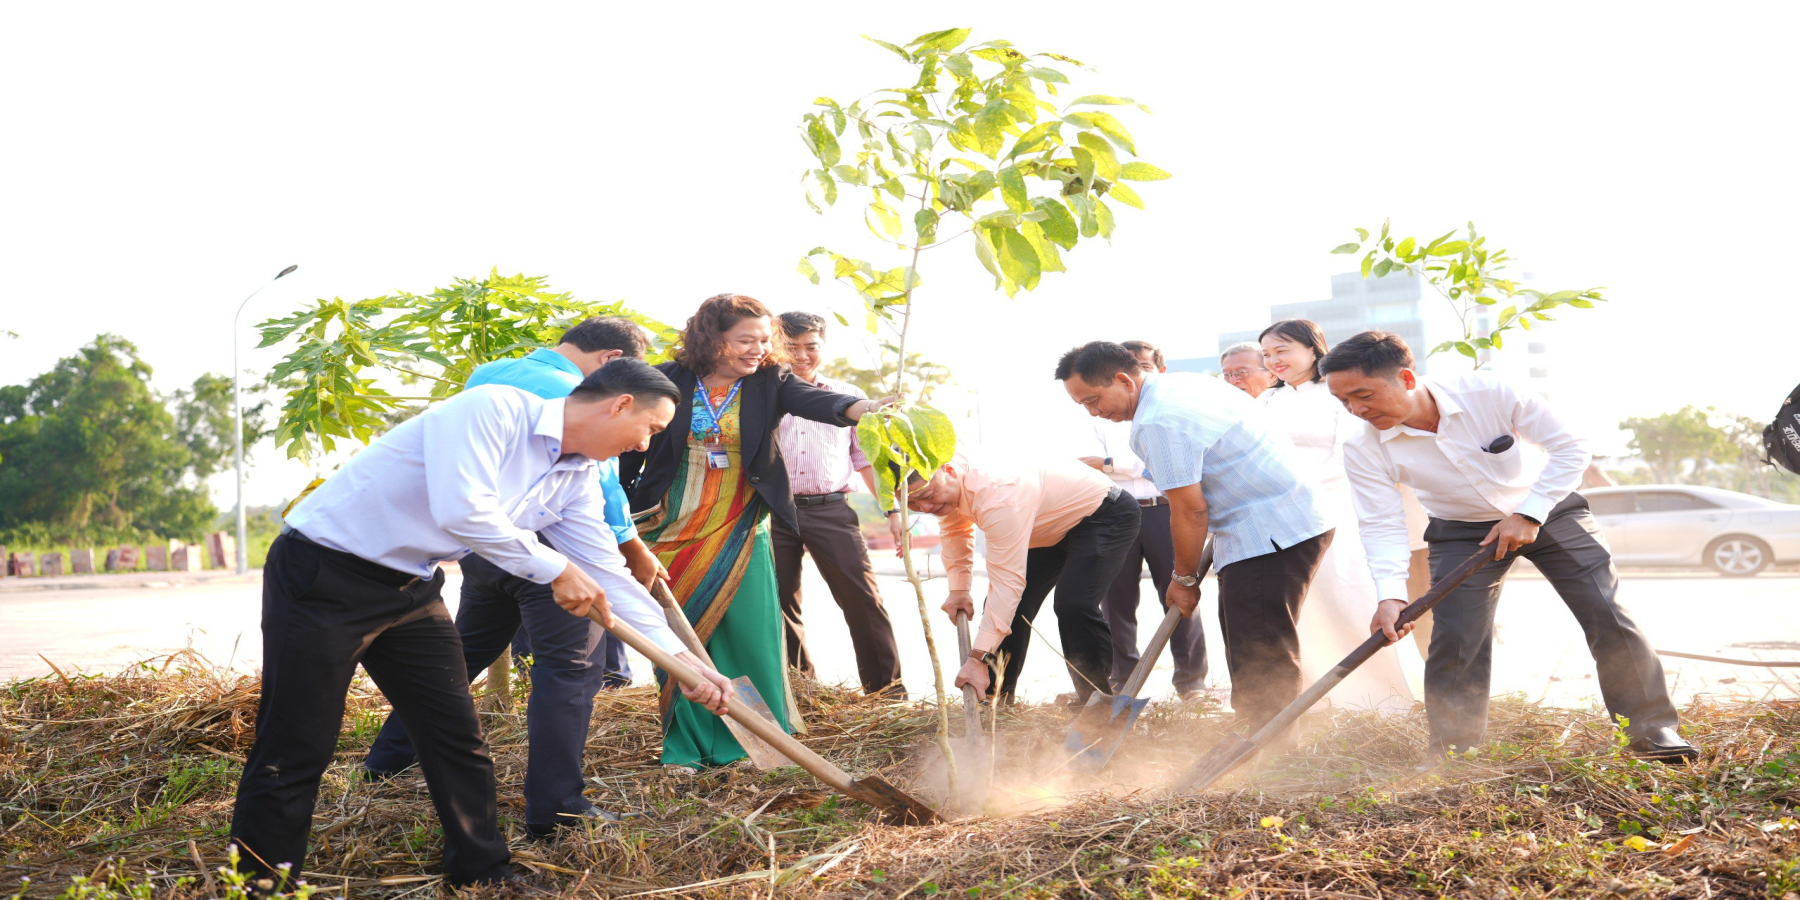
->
[[1027, 67, 1069, 84], [1065, 111, 1137, 154], [1076, 132, 1120, 181], [1020, 221, 1065, 273], [1373, 258, 1393, 278], [1065, 94, 1134, 107], [806, 118, 841, 166], [1008, 122, 1058, 159], [973, 227, 1002, 280], [994, 226, 1042, 295], [1361, 251, 1375, 279], [1395, 237, 1417, 259], [862, 36, 913, 61], [1455, 342, 1478, 359], [813, 169, 838, 206], [905, 405, 957, 476], [1106, 182, 1144, 209], [1330, 242, 1361, 254], [1355, 227, 1370, 241], [915, 208, 940, 244], [797, 257, 820, 285], [1092, 197, 1115, 239], [999, 165, 1029, 212], [1119, 161, 1171, 181], [857, 417, 900, 512], [907, 27, 971, 53], [866, 201, 902, 240], [1428, 241, 1470, 257], [1033, 197, 1079, 249], [942, 53, 974, 78], [1568, 298, 1595, 308], [1489, 330, 1504, 350]]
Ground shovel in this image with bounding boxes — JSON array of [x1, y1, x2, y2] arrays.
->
[[1063, 541, 1215, 772], [590, 610, 942, 824], [648, 580, 790, 770], [1174, 546, 1492, 792]]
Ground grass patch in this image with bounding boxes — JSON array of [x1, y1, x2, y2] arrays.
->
[[3, 653, 1797, 898]]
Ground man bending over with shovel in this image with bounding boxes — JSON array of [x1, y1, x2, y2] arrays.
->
[[1320, 331, 1695, 765], [1057, 342, 1333, 734], [230, 360, 731, 893], [905, 454, 1140, 705]]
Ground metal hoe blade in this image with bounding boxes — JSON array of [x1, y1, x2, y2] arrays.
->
[[1063, 692, 1151, 772], [845, 773, 943, 825], [724, 676, 791, 770]]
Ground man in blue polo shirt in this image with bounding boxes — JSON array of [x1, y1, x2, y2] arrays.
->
[[364, 316, 666, 837]]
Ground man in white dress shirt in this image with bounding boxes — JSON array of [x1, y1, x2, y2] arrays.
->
[[1077, 340, 1208, 699], [1321, 331, 1693, 764], [230, 361, 732, 891]]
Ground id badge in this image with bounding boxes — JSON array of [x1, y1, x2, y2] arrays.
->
[[706, 448, 731, 469]]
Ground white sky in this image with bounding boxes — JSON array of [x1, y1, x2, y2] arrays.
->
[[2, 2, 1794, 510]]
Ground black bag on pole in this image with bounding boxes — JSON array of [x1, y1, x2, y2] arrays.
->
[[1764, 381, 1800, 475]]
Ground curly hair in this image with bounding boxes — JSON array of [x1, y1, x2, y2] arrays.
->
[[672, 293, 789, 375]]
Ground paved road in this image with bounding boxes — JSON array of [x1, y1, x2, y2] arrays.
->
[[4, 565, 1796, 710]]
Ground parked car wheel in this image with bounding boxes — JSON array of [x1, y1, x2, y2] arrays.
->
[[1707, 535, 1771, 577]]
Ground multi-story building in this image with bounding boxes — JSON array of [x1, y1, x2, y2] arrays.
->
[[1170, 271, 1557, 398]]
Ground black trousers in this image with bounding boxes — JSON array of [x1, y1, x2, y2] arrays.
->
[[1100, 502, 1208, 693], [364, 552, 607, 826], [1214, 529, 1333, 728], [1422, 493, 1679, 753], [772, 497, 904, 695], [230, 534, 510, 887], [994, 488, 1140, 704]]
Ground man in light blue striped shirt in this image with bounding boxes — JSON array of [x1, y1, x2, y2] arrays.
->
[[1058, 341, 1334, 728]]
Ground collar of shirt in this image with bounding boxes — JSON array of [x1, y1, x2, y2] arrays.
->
[[1379, 379, 1462, 442], [534, 397, 593, 473]]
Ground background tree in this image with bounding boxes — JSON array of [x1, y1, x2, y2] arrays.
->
[[796, 27, 1168, 787], [820, 348, 953, 401], [170, 372, 272, 480], [256, 269, 675, 459], [1331, 221, 1607, 363], [0, 335, 226, 538], [1620, 406, 1733, 483]]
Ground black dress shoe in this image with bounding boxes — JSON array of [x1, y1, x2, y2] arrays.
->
[[1627, 726, 1699, 764], [525, 806, 628, 840]]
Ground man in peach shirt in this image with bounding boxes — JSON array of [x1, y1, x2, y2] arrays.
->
[[904, 455, 1141, 704]]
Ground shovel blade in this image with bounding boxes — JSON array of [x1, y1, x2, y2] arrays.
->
[[1062, 692, 1151, 773], [844, 773, 943, 826], [723, 676, 792, 770]]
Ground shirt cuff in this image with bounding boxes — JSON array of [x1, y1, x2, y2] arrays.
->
[[1374, 577, 1411, 603], [518, 541, 571, 584], [973, 625, 1007, 654], [948, 570, 973, 592], [1513, 492, 1555, 525]]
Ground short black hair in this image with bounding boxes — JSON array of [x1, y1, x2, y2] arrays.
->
[[568, 358, 680, 407], [1054, 341, 1139, 384], [1318, 330, 1415, 379], [560, 316, 648, 357], [1120, 340, 1164, 369], [777, 311, 827, 339]]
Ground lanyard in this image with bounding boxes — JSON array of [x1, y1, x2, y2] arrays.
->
[[694, 379, 742, 440]]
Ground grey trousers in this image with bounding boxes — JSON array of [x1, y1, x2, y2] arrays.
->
[[1423, 492, 1679, 753], [1100, 502, 1207, 693]]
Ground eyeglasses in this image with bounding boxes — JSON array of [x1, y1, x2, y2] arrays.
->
[[1222, 368, 1267, 381]]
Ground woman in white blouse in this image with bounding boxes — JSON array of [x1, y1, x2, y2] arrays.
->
[[1259, 319, 1414, 713]]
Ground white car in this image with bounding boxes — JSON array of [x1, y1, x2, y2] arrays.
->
[[1585, 485, 1800, 576]]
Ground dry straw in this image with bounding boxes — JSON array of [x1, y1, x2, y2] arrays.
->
[[4, 651, 1798, 898]]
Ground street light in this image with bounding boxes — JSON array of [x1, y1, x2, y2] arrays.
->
[[233, 264, 298, 574]]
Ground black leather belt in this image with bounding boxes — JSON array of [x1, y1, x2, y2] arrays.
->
[[1137, 496, 1167, 508], [793, 491, 846, 508]]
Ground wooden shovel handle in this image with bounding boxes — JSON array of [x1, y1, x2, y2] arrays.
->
[[586, 610, 858, 793], [953, 611, 983, 734], [650, 579, 716, 668], [1117, 541, 1216, 698]]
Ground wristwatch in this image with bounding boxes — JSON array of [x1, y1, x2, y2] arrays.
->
[[969, 649, 997, 666], [1172, 572, 1201, 588], [1102, 456, 1115, 474]]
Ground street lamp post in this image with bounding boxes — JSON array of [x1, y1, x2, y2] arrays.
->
[[233, 265, 298, 574]]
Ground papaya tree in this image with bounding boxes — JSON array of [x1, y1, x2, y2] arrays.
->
[[796, 27, 1170, 787], [1331, 221, 1607, 363]]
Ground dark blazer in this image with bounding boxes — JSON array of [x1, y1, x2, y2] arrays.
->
[[619, 362, 860, 532]]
